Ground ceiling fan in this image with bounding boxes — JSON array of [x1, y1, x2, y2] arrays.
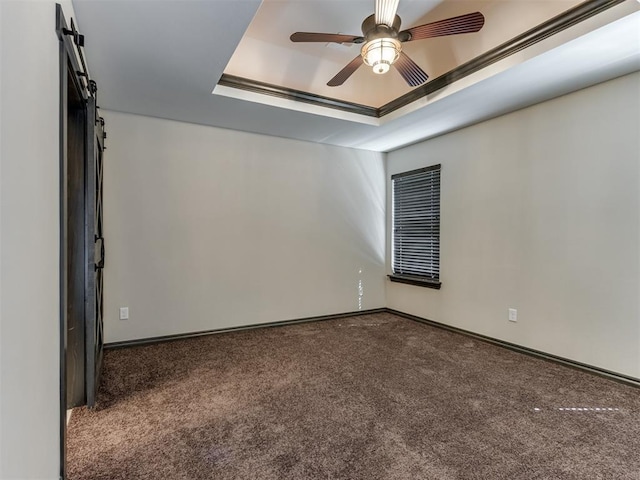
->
[[290, 0, 485, 87]]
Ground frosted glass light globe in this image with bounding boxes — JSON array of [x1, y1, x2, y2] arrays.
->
[[361, 38, 401, 75]]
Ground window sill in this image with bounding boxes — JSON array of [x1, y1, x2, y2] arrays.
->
[[388, 275, 441, 290]]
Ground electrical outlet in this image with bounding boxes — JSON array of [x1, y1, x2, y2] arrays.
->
[[119, 307, 129, 320], [508, 308, 517, 322]]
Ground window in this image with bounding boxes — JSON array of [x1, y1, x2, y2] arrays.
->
[[391, 164, 441, 289]]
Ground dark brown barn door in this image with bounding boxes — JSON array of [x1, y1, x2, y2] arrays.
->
[[58, 5, 106, 412], [58, 6, 107, 476], [64, 59, 87, 409], [85, 95, 106, 408]]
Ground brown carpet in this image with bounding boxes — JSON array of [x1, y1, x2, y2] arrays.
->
[[67, 312, 640, 480]]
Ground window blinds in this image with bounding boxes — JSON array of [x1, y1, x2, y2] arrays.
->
[[392, 164, 441, 281]]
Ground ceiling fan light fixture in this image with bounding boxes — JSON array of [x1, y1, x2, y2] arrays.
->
[[291, 6, 484, 87], [361, 38, 401, 75]]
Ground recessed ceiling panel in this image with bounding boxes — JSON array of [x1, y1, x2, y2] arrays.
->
[[222, 0, 585, 107]]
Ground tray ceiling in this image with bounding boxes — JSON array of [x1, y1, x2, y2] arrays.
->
[[221, 0, 585, 108]]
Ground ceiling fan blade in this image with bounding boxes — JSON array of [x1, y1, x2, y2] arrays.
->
[[400, 12, 485, 42], [375, 0, 400, 27], [327, 56, 364, 87], [290, 32, 364, 44], [394, 52, 429, 87]]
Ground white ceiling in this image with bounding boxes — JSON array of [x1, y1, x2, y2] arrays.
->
[[72, 0, 640, 152]]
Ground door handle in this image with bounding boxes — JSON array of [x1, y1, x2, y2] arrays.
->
[[94, 236, 105, 270]]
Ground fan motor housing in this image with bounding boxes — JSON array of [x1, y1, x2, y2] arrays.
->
[[361, 14, 401, 39]]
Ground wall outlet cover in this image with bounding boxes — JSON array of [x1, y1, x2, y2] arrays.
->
[[119, 307, 129, 320], [508, 308, 517, 322]]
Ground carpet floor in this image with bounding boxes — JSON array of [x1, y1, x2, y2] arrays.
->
[[67, 312, 640, 479]]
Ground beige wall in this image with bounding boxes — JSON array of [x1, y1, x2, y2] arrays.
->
[[386, 72, 640, 379], [0, 1, 77, 478], [102, 111, 386, 343]]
